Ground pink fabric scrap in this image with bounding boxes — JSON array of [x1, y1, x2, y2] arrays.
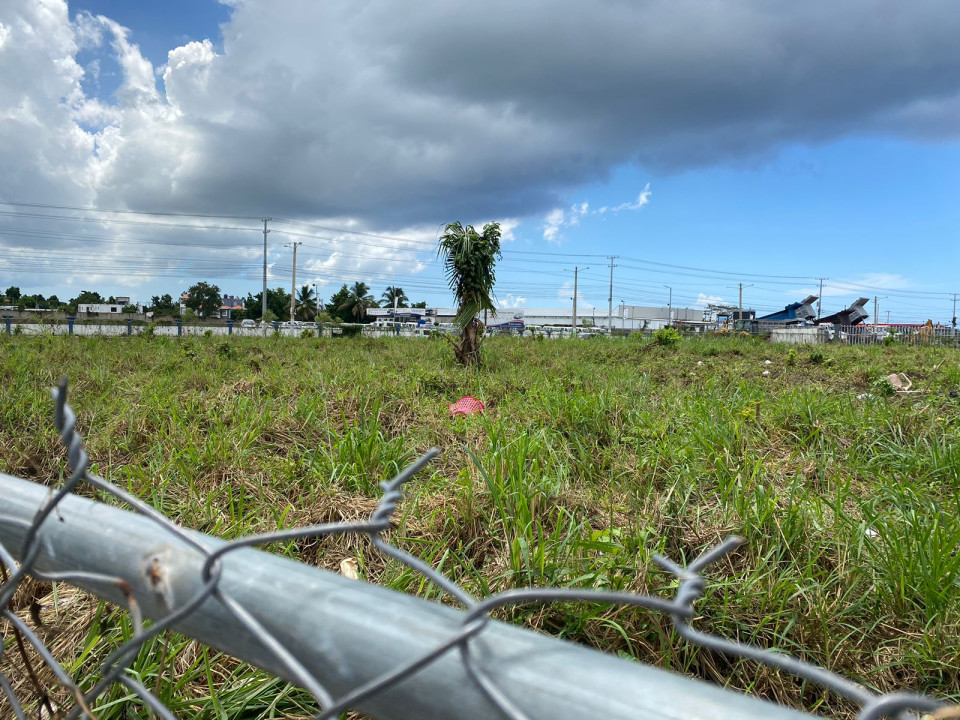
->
[[449, 396, 485, 416]]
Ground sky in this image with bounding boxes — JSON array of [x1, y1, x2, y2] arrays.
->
[[1, 0, 958, 323]]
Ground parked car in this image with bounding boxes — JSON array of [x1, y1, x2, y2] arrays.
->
[[240, 319, 256, 328]]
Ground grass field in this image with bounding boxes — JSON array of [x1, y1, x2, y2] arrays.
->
[[1, 333, 959, 718]]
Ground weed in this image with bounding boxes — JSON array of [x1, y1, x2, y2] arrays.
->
[[653, 326, 682, 347], [0, 335, 957, 717]]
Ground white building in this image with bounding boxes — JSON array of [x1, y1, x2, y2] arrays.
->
[[77, 302, 143, 314], [367, 305, 708, 331]]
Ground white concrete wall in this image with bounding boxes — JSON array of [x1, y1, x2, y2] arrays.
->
[[770, 328, 825, 345]]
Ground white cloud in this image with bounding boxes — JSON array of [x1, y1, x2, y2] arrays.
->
[[497, 293, 527, 309], [598, 184, 652, 214], [694, 292, 727, 308], [541, 200, 592, 242], [545, 186, 650, 241], [496, 218, 519, 242], [1, 0, 958, 298]]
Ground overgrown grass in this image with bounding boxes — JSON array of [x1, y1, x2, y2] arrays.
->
[[1, 333, 959, 718]]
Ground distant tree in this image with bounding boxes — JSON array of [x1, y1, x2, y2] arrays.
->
[[340, 282, 377, 322], [296, 284, 317, 320], [438, 221, 502, 366], [47, 294, 61, 309], [182, 307, 198, 322], [121, 305, 139, 314], [324, 284, 352, 323], [20, 293, 45, 309], [70, 290, 104, 306], [4, 286, 21, 302], [380, 286, 409, 308], [184, 282, 222, 319], [411, 300, 428, 309], [244, 288, 291, 320], [107, 296, 117, 304], [150, 294, 178, 313]]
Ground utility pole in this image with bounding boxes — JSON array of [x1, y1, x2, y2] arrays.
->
[[953, 293, 957, 328], [874, 296, 878, 328], [739, 282, 744, 320], [567, 266, 588, 333], [664, 285, 672, 324], [286, 241, 303, 322], [261, 218, 271, 330], [314, 282, 320, 320], [816, 277, 826, 319], [607, 256, 618, 332], [573, 267, 579, 332]]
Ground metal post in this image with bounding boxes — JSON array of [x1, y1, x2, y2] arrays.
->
[[67, 316, 75, 335], [262, 218, 271, 332], [2, 315, 10, 334], [0, 471, 814, 720], [227, 319, 234, 335], [126, 317, 133, 336], [176, 318, 182, 337]]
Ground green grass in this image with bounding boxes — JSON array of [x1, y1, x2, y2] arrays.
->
[[1, 333, 959, 718]]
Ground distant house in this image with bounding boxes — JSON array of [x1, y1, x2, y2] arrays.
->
[[219, 294, 245, 319], [179, 293, 245, 319], [77, 302, 142, 314]]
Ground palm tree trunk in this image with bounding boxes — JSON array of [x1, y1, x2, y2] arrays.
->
[[456, 319, 481, 366]]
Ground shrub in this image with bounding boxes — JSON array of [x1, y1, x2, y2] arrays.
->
[[652, 326, 682, 347], [808, 349, 826, 364]]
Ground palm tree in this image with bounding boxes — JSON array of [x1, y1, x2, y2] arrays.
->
[[380, 286, 409, 308], [296, 284, 316, 320], [339, 281, 377, 321], [437, 221, 502, 366]]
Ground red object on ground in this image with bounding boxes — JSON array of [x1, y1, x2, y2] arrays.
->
[[448, 396, 485, 416]]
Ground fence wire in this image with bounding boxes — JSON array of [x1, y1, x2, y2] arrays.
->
[[0, 379, 953, 720]]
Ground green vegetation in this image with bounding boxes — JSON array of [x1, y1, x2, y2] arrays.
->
[[0, 334, 958, 718], [438, 221, 502, 365]]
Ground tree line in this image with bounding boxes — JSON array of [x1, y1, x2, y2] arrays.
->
[[1, 283, 425, 324]]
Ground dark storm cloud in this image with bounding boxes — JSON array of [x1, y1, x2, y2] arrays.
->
[[3, 0, 959, 227]]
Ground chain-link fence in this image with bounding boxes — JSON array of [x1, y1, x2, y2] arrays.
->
[[0, 380, 954, 720]]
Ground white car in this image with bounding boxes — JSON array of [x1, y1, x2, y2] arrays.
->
[[240, 319, 256, 328]]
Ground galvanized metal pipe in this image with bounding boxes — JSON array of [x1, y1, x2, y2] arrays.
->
[[0, 472, 812, 720]]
